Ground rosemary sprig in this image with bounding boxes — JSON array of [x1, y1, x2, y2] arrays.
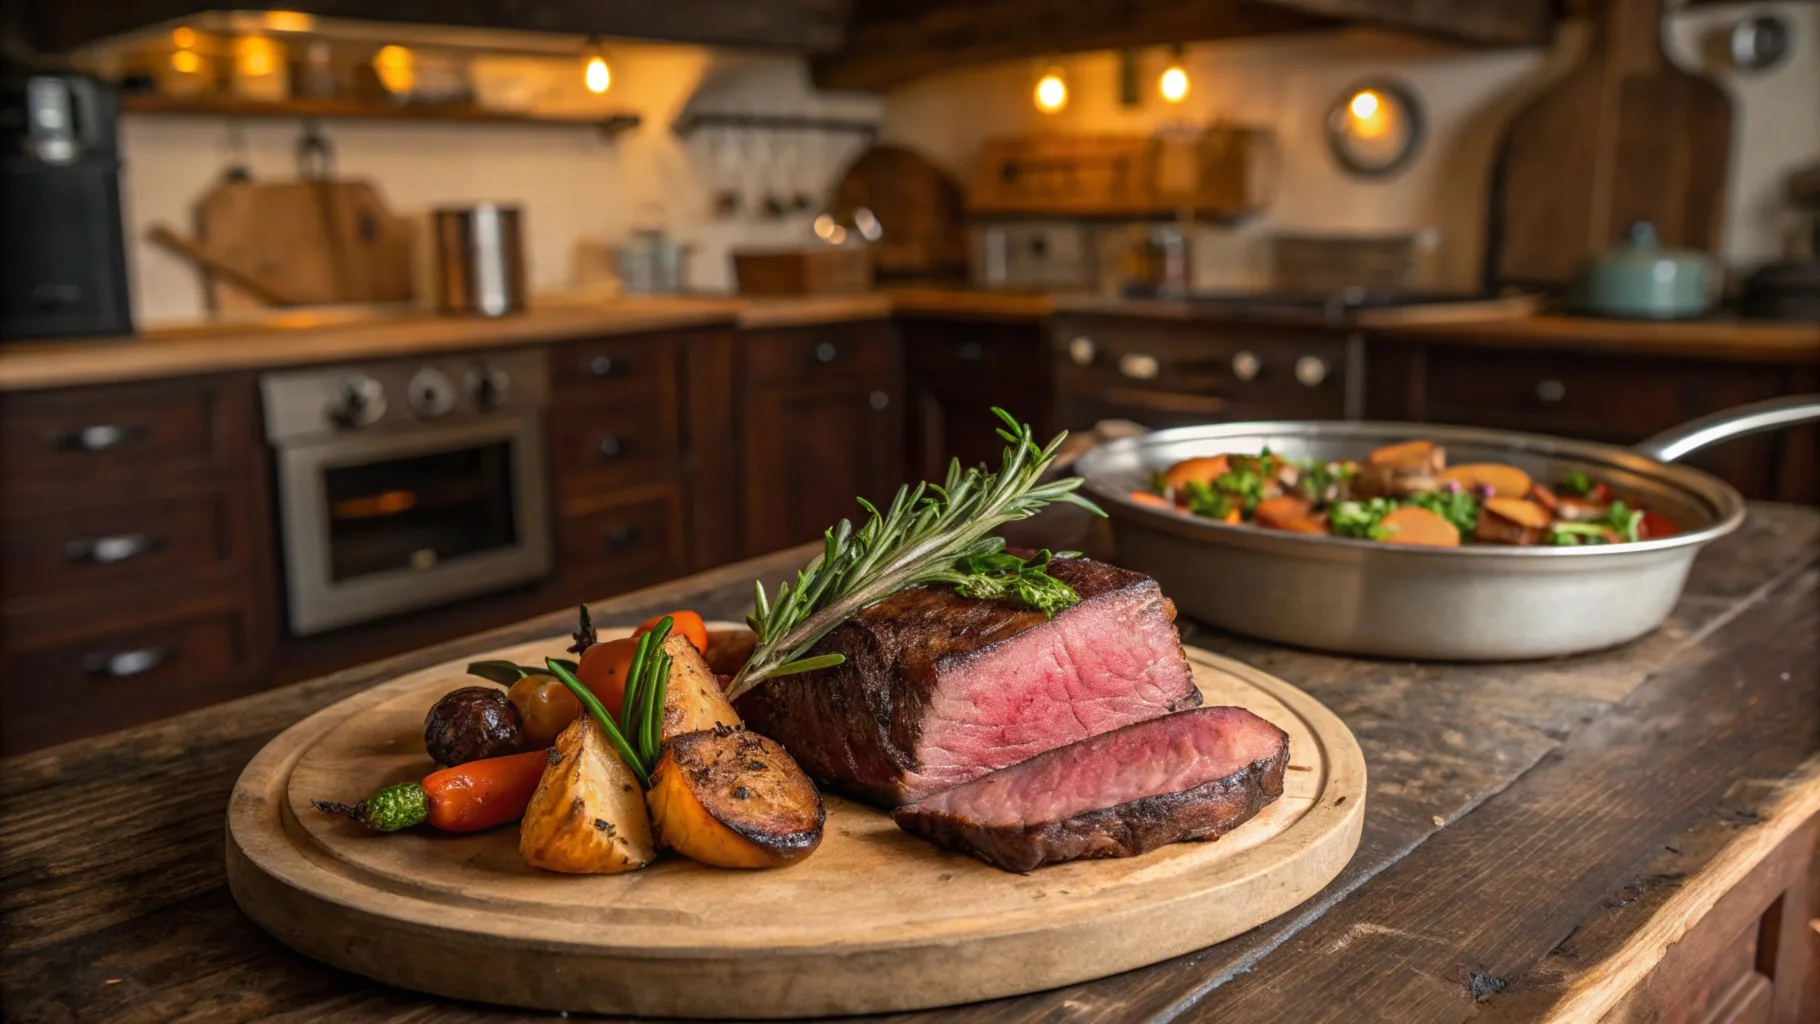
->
[[544, 614, 676, 786], [725, 408, 1103, 701]]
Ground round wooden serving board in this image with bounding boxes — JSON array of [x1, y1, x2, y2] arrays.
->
[[227, 628, 1365, 1018]]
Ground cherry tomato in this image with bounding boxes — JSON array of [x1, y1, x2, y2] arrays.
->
[[633, 610, 708, 653], [505, 675, 580, 748], [1639, 511, 1678, 540], [576, 637, 639, 720]]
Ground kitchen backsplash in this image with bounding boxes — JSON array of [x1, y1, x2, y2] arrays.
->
[[882, 3, 1819, 293], [120, 45, 880, 324]]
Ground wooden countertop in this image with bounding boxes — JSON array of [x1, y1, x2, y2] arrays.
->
[[4, 288, 1814, 392], [3, 504, 1815, 1023]]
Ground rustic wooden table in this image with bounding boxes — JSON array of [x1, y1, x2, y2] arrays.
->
[[4, 505, 1817, 1024]]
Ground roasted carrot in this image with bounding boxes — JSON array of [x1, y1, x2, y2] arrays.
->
[[314, 748, 550, 833], [1366, 439, 1440, 470], [1379, 506, 1461, 547], [1128, 490, 1177, 510], [1483, 497, 1553, 530], [635, 610, 709, 654], [1254, 496, 1328, 534], [1162, 455, 1231, 494], [1437, 463, 1532, 499]]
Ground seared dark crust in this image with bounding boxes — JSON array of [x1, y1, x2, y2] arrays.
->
[[735, 557, 1201, 806], [892, 744, 1288, 873]]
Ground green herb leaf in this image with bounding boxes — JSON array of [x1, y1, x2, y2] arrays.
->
[[1329, 498, 1398, 540], [927, 548, 1082, 618], [545, 657, 648, 787], [727, 408, 1104, 701], [1562, 471, 1594, 498], [1182, 480, 1235, 520], [465, 660, 537, 686], [1404, 489, 1482, 536]]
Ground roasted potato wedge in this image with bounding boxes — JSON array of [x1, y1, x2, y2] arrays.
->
[[519, 716, 654, 874], [647, 726, 825, 869], [1366, 439, 1444, 472], [660, 633, 741, 742]]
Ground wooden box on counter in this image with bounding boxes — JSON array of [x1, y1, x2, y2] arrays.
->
[[733, 247, 874, 297]]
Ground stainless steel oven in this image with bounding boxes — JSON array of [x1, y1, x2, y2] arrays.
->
[[261, 349, 552, 635]]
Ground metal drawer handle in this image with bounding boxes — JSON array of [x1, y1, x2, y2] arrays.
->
[[82, 646, 169, 678], [1118, 353, 1160, 381], [1294, 356, 1328, 388], [1231, 350, 1262, 382], [1536, 379, 1566, 404], [587, 355, 624, 378], [51, 424, 149, 452], [813, 341, 840, 363], [604, 524, 642, 548], [955, 342, 985, 362], [597, 436, 628, 459], [65, 533, 163, 565], [869, 390, 890, 411]]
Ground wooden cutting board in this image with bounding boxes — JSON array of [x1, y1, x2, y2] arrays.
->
[[226, 628, 1363, 1018], [196, 178, 415, 312], [1489, 0, 1732, 289]]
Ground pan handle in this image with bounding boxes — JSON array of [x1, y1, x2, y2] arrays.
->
[[1633, 394, 1820, 463]]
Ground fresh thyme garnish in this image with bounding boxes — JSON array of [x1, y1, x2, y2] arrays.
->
[[725, 408, 1104, 701], [545, 614, 675, 786]]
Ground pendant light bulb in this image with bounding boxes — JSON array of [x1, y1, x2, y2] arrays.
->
[[585, 54, 611, 94], [1034, 67, 1068, 114], [1159, 46, 1189, 103]]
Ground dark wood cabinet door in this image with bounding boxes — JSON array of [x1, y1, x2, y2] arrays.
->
[[902, 318, 1049, 481], [739, 323, 906, 556]]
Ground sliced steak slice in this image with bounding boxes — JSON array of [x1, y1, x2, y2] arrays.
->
[[893, 706, 1289, 873], [735, 557, 1201, 807]]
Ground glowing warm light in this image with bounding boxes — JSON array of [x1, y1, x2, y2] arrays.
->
[[374, 45, 415, 95], [1159, 65, 1189, 103], [1346, 89, 1392, 140], [1034, 70, 1068, 113], [170, 49, 201, 74], [237, 36, 278, 78], [584, 55, 611, 94], [1348, 90, 1380, 120], [172, 27, 197, 49], [262, 10, 313, 33], [813, 214, 837, 240]]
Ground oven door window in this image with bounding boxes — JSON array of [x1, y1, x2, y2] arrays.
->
[[322, 441, 518, 582]]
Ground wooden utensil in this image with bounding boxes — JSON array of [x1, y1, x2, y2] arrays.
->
[[1489, 0, 1732, 289], [194, 178, 416, 312], [226, 630, 1364, 1019], [146, 224, 304, 306]]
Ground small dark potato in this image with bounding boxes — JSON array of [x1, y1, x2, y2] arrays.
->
[[425, 686, 524, 767]]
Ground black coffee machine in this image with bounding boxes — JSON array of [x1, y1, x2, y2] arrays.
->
[[1, 71, 133, 341]]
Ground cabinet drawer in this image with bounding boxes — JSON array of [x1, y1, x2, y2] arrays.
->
[[905, 324, 1045, 378], [1422, 349, 1788, 441], [745, 323, 897, 384], [549, 401, 681, 495], [550, 333, 680, 405], [2, 599, 258, 752], [0, 378, 230, 481], [558, 483, 688, 599], [1, 490, 240, 606]]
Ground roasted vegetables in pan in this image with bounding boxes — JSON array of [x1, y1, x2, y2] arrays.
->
[[1136, 441, 1678, 548]]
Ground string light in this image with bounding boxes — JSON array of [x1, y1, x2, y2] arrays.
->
[[583, 38, 611, 95], [1347, 89, 1389, 139], [1034, 67, 1068, 114], [374, 45, 415, 95], [1159, 46, 1189, 104]]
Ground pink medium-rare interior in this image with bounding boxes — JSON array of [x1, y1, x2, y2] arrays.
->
[[914, 706, 1287, 826], [907, 584, 1195, 795]]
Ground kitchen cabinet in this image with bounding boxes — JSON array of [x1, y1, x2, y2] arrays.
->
[[1048, 313, 1356, 432], [1365, 340, 1819, 504], [0, 372, 277, 749], [903, 316, 1050, 480], [739, 321, 906, 556]]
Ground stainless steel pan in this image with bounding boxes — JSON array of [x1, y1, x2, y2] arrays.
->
[[1074, 395, 1820, 660]]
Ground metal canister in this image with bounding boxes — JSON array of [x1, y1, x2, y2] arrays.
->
[[429, 204, 525, 316]]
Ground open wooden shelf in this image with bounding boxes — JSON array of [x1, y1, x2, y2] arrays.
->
[[121, 94, 642, 136]]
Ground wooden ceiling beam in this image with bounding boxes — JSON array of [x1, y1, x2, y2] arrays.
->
[[1254, 0, 1551, 48], [20, 0, 851, 56], [812, 0, 1332, 92]]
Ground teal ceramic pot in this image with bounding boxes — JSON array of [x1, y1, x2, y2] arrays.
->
[[1578, 221, 1714, 319]]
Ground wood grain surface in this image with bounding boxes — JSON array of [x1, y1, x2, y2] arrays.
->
[[227, 640, 1362, 1017], [2, 506, 1816, 1023]]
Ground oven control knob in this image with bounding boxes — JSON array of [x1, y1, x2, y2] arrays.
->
[[467, 363, 511, 411], [1294, 356, 1329, 387], [407, 368, 456, 419], [328, 375, 386, 429]]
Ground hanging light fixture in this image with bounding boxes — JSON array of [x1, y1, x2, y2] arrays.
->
[[1159, 45, 1189, 104], [583, 38, 611, 95], [1033, 65, 1068, 114]]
